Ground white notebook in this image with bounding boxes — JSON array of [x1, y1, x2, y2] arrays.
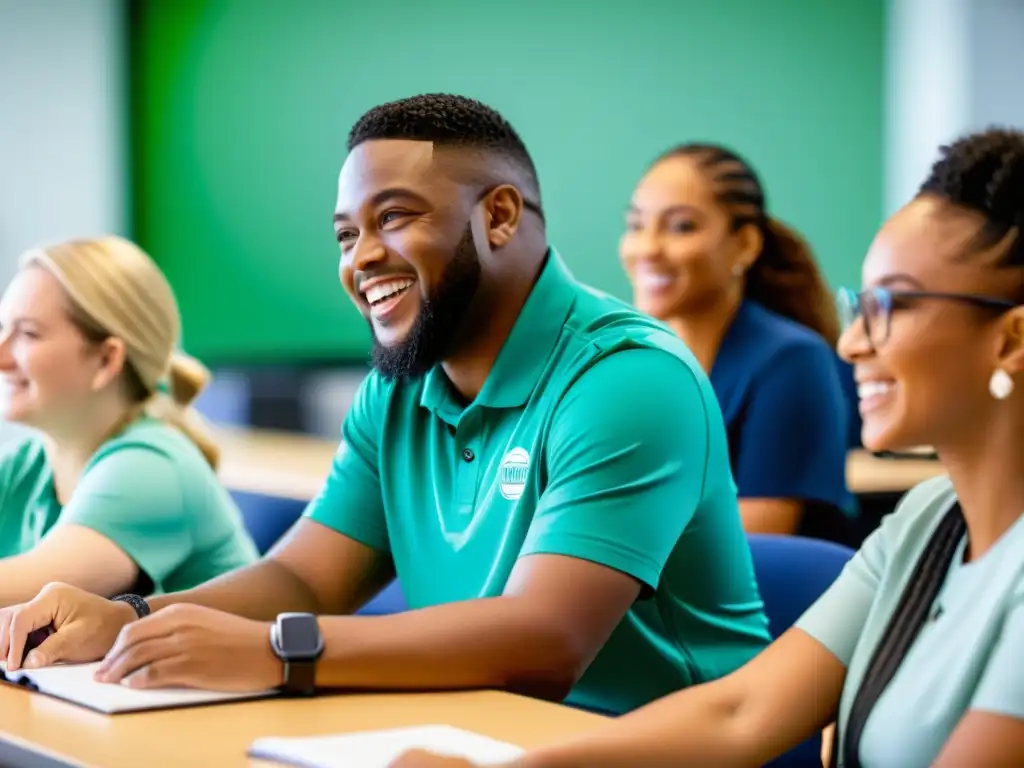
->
[[248, 725, 525, 768], [0, 661, 277, 714]]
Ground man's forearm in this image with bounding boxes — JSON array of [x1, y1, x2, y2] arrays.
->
[[315, 596, 579, 700], [147, 560, 321, 619]]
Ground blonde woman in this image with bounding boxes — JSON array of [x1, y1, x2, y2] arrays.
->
[[0, 236, 257, 607]]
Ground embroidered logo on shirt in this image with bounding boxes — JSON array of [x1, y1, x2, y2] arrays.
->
[[498, 447, 530, 500]]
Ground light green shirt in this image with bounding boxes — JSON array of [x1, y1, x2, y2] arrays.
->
[[798, 475, 1024, 768], [0, 417, 258, 594], [306, 250, 771, 715]]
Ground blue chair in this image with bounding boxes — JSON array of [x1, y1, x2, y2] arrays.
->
[[231, 488, 408, 616], [193, 370, 252, 426], [747, 534, 855, 768], [230, 490, 306, 555], [358, 579, 408, 616]]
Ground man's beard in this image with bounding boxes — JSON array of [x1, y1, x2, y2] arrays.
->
[[370, 224, 482, 381]]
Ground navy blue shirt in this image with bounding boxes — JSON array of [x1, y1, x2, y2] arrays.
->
[[836, 359, 864, 449], [709, 301, 855, 541]]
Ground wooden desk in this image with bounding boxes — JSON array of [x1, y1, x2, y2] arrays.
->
[[213, 426, 946, 502], [0, 684, 605, 768], [845, 450, 944, 494], [215, 427, 336, 502]]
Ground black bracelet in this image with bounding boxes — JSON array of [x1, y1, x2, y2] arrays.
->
[[110, 594, 151, 619]]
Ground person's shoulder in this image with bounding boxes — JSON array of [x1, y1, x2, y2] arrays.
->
[[988, 512, 1024, 600], [564, 284, 704, 367], [875, 474, 958, 554], [575, 342, 705, 387], [565, 282, 669, 340], [89, 418, 206, 478], [893, 473, 957, 519], [722, 305, 844, 414], [78, 420, 228, 518], [555, 343, 716, 438], [0, 432, 49, 486], [525, 279, 709, 407], [739, 301, 836, 365], [1008, 555, 1024, 603]]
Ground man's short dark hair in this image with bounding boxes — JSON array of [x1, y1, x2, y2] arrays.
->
[[347, 93, 543, 211]]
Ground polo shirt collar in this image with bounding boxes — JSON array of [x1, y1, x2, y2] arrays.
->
[[420, 248, 576, 416]]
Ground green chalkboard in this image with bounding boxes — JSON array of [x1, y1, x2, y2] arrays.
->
[[131, 0, 884, 362]]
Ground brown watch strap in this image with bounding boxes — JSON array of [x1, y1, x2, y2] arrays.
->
[[281, 658, 317, 696]]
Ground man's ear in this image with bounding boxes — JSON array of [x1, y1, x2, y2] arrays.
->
[[996, 307, 1024, 374], [90, 337, 128, 392], [481, 184, 523, 250]]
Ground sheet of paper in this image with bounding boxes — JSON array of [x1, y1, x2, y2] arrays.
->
[[1, 661, 275, 713], [248, 724, 526, 768]]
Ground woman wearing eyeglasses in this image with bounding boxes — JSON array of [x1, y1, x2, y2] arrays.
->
[[390, 129, 1024, 768]]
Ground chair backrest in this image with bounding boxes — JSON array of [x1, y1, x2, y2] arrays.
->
[[193, 371, 252, 426], [748, 534, 855, 640], [230, 488, 409, 616], [358, 579, 408, 616], [230, 490, 307, 555], [747, 534, 856, 768]]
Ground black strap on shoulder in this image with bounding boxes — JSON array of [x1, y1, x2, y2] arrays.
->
[[830, 501, 966, 768]]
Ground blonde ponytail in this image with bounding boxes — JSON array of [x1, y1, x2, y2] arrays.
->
[[167, 351, 210, 406], [144, 353, 221, 470], [19, 237, 222, 468]]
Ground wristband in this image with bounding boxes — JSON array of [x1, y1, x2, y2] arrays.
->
[[110, 594, 151, 619]]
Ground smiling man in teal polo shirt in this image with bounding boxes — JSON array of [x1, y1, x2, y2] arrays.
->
[[1, 94, 769, 715]]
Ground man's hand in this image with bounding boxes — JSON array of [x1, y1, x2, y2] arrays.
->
[[387, 751, 481, 767], [1, 583, 136, 671], [94, 604, 282, 692]]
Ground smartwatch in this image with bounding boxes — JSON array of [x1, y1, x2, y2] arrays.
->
[[110, 594, 151, 619], [269, 613, 324, 696]]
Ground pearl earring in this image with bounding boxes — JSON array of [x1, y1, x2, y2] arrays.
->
[[732, 264, 745, 278], [989, 368, 1014, 400]]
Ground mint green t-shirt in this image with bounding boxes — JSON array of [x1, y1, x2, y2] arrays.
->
[[798, 475, 1024, 767], [0, 418, 258, 594], [306, 250, 771, 715]]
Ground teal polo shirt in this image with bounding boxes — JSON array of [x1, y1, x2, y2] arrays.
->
[[798, 477, 1024, 767], [307, 250, 770, 715], [0, 417, 257, 593]]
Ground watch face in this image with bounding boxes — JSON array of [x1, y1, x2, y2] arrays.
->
[[278, 614, 323, 658]]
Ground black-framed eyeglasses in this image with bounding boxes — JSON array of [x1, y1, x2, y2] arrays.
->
[[837, 286, 1019, 351]]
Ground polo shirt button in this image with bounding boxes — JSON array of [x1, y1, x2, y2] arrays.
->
[[462, 448, 475, 462]]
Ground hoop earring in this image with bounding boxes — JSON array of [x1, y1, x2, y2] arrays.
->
[[989, 368, 1014, 400]]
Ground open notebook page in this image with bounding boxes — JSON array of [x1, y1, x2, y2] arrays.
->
[[249, 725, 526, 768], [0, 661, 276, 713]]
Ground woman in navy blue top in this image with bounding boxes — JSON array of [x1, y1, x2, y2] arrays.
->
[[620, 143, 856, 541]]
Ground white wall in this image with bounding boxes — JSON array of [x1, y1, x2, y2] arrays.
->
[[0, 0, 126, 445], [885, 0, 971, 215], [0, 0, 127, 284], [969, 0, 1024, 132], [886, 0, 1024, 215]]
